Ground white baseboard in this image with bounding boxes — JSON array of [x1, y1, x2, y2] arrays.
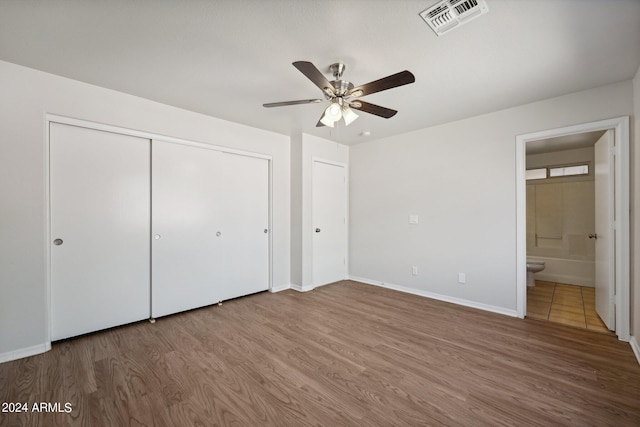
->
[[269, 284, 291, 293], [0, 342, 51, 364], [630, 336, 640, 366], [290, 283, 314, 292], [350, 276, 518, 318]]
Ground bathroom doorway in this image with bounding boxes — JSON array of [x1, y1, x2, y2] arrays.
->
[[515, 117, 630, 341]]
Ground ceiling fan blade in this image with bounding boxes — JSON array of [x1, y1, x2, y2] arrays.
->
[[293, 61, 336, 96], [348, 70, 415, 98], [350, 100, 397, 119], [263, 99, 323, 108], [316, 110, 328, 127]]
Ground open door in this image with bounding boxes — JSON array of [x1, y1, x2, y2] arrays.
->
[[594, 130, 615, 330]]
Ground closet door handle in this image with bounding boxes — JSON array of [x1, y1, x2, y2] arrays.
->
[[315, 228, 321, 233], [53, 238, 63, 246], [588, 233, 598, 239]]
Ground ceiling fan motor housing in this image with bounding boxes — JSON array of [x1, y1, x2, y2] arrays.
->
[[330, 79, 354, 97]]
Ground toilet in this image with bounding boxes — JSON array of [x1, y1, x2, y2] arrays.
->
[[526, 260, 545, 286]]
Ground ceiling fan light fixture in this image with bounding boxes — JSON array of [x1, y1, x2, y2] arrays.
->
[[342, 106, 359, 126], [319, 114, 335, 127], [326, 102, 342, 119]]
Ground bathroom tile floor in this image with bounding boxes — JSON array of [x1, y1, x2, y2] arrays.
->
[[526, 281, 612, 334]]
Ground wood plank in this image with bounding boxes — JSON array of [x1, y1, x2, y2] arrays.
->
[[0, 280, 639, 426]]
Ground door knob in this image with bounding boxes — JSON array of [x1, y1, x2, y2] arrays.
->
[[315, 228, 321, 233], [53, 238, 63, 246], [589, 233, 598, 239]]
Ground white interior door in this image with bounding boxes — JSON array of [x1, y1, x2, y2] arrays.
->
[[312, 160, 347, 286], [594, 130, 615, 330], [217, 153, 269, 301], [50, 123, 150, 340], [151, 141, 225, 317]]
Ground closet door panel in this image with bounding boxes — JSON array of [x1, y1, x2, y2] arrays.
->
[[217, 153, 269, 301], [50, 123, 151, 340], [151, 141, 225, 317]]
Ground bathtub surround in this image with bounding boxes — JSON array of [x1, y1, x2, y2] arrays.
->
[[526, 146, 596, 286], [526, 256, 594, 287]]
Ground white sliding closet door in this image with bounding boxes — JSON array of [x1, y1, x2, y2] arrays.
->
[[50, 123, 150, 341], [151, 141, 226, 317], [217, 152, 269, 301], [151, 142, 269, 317]]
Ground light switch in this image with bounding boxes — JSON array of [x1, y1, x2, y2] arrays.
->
[[409, 214, 419, 225]]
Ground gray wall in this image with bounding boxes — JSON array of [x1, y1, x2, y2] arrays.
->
[[0, 60, 291, 360], [349, 81, 634, 314]]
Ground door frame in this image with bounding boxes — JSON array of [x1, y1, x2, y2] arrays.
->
[[515, 116, 630, 341], [44, 114, 273, 343], [311, 157, 349, 287]]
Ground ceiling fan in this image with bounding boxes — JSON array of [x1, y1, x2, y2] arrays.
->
[[263, 61, 415, 128]]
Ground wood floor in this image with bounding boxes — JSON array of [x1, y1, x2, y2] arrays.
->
[[1, 280, 639, 426]]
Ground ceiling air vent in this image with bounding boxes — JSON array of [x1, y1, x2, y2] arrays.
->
[[420, 0, 489, 36]]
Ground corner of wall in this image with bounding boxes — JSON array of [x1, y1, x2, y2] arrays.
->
[[632, 64, 640, 339], [290, 133, 303, 285], [630, 335, 640, 366]]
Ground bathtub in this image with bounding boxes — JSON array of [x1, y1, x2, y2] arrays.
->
[[526, 256, 595, 287]]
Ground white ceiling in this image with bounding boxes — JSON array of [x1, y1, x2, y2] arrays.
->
[[1, 0, 639, 145], [526, 130, 606, 155]]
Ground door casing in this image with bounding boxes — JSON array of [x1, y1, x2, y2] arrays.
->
[[515, 117, 630, 341]]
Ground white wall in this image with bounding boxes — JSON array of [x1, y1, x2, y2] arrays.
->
[[350, 81, 634, 314], [290, 133, 304, 286], [632, 65, 640, 353], [290, 133, 348, 290], [0, 60, 291, 361]]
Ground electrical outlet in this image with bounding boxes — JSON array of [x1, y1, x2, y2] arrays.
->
[[412, 266, 418, 276], [458, 273, 466, 284]]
